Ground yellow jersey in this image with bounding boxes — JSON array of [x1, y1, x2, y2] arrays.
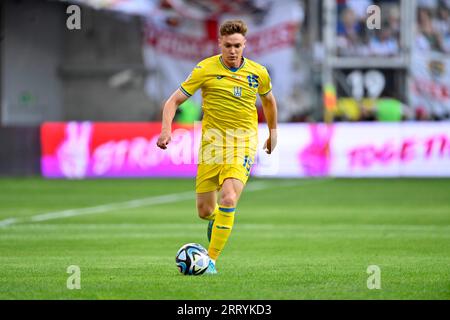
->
[[180, 54, 272, 164]]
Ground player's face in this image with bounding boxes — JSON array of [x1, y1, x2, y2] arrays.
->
[[219, 33, 246, 68]]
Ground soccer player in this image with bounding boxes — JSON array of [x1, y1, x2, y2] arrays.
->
[[156, 20, 278, 274]]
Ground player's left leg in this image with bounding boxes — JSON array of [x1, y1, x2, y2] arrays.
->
[[207, 178, 245, 264]]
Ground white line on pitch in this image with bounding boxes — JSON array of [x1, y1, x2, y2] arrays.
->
[[30, 191, 195, 223], [0, 179, 329, 227], [0, 218, 19, 227]]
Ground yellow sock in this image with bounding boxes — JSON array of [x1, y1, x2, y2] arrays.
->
[[208, 206, 235, 261], [204, 203, 219, 221]]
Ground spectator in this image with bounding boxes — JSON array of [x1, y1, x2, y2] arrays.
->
[[416, 7, 446, 52], [337, 7, 368, 56], [369, 23, 399, 56], [346, 0, 374, 21], [433, 4, 450, 52], [387, 5, 401, 40]]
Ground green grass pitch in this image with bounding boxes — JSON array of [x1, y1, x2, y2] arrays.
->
[[0, 177, 449, 299]]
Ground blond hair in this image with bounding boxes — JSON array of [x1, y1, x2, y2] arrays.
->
[[219, 20, 248, 37]]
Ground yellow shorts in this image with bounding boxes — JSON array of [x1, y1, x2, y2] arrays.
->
[[196, 155, 254, 193]]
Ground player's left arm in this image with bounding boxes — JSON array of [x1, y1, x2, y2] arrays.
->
[[260, 91, 278, 154]]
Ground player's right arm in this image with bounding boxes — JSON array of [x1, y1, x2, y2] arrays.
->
[[156, 89, 189, 150]]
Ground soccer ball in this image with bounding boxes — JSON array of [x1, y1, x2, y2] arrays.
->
[[175, 243, 210, 276]]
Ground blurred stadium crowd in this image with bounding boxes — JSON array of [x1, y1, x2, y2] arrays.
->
[[2, 0, 450, 126], [336, 0, 450, 56], [416, 0, 450, 54], [336, 0, 402, 57]]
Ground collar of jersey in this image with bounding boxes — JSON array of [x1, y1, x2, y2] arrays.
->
[[219, 55, 246, 72]]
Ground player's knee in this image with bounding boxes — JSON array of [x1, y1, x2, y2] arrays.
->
[[197, 202, 215, 219], [220, 192, 237, 208]]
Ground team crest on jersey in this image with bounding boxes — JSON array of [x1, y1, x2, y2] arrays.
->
[[233, 86, 242, 98]]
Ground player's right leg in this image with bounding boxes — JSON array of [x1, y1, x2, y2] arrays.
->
[[196, 164, 221, 221], [196, 164, 222, 244], [196, 191, 218, 221], [196, 192, 218, 246], [195, 164, 222, 274]]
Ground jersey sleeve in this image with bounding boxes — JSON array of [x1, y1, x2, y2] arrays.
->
[[258, 66, 272, 96], [180, 64, 205, 97]]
